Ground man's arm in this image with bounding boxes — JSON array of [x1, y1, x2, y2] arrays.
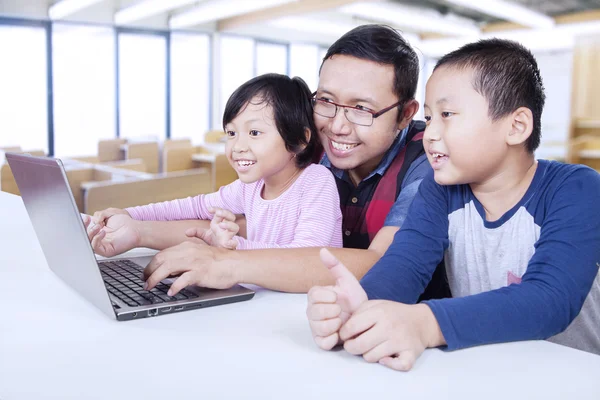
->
[[217, 227, 396, 293], [144, 157, 429, 292]]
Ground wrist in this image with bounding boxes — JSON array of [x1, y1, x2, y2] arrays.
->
[[214, 246, 243, 285], [133, 219, 148, 248], [419, 304, 446, 348]]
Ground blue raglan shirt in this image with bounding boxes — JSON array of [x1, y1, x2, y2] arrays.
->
[[360, 160, 600, 354]]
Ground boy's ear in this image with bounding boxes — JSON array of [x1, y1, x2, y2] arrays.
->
[[397, 99, 419, 131], [506, 107, 533, 147]]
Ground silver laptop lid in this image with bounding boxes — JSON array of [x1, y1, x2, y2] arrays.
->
[[6, 153, 115, 319]]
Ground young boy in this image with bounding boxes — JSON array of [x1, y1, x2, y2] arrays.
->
[[306, 38, 600, 371]]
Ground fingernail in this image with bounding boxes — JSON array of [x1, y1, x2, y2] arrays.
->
[[167, 290, 173, 296], [143, 282, 148, 290]]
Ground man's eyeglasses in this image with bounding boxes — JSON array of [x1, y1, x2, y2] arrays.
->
[[311, 93, 403, 127]]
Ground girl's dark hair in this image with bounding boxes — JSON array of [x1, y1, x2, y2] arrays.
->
[[223, 73, 320, 169]]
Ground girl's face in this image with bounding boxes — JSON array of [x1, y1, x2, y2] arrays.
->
[[224, 98, 299, 190]]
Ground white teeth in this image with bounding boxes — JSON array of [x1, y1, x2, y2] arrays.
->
[[432, 153, 446, 159], [237, 160, 255, 167], [331, 141, 358, 151]]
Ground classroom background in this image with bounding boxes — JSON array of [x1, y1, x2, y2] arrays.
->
[[1, 0, 599, 214]]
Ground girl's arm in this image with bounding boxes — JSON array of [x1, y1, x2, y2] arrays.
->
[[126, 179, 246, 221]]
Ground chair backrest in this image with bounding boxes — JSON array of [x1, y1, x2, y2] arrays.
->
[[83, 168, 212, 214], [163, 146, 195, 172], [125, 142, 159, 173], [205, 130, 226, 144], [98, 139, 127, 162]]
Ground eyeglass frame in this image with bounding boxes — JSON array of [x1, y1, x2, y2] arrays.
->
[[310, 92, 404, 127]]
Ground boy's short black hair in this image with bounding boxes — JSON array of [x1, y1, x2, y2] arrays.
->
[[223, 73, 320, 169], [322, 24, 419, 120], [434, 38, 546, 153]]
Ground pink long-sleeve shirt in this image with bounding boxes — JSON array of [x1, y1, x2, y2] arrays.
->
[[126, 164, 343, 249]]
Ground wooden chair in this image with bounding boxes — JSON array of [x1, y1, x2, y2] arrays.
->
[[204, 130, 226, 143], [98, 139, 127, 162]]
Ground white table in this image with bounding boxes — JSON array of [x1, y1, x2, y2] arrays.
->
[[1, 191, 599, 400]]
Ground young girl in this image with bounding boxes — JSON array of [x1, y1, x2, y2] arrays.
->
[[90, 74, 342, 250]]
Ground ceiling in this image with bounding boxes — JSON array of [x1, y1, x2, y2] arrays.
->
[[0, 0, 599, 48]]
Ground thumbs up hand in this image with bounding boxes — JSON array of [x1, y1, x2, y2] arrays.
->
[[306, 248, 368, 350]]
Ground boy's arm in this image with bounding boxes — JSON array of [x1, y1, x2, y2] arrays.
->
[[360, 173, 450, 302], [425, 168, 600, 350], [383, 153, 431, 228]]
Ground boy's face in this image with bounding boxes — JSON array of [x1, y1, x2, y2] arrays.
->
[[315, 55, 405, 182], [423, 66, 510, 186]]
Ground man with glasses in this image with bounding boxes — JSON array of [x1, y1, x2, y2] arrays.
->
[[87, 25, 449, 300]]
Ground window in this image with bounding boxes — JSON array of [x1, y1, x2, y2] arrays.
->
[[0, 25, 48, 152], [118, 32, 167, 140], [535, 50, 573, 160], [170, 33, 211, 142], [255, 41, 288, 76], [289, 44, 319, 92], [52, 24, 116, 157], [219, 35, 254, 123]]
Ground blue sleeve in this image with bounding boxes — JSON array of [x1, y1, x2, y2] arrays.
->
[[361, 171, 449, 302], [384, 153, 432, 227], [426, 168, 600, 350]]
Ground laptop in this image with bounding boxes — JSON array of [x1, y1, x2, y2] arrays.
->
[[6, 153, 255, 321]]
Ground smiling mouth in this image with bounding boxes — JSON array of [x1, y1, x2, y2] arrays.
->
[[331, 140, 359, 151], [431, 152, 448, 160], [236, 160, 256, 167]]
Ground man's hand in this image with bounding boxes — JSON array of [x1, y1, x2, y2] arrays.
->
[[143, 241, 238, 295], [82, 213, 141, 257], [307, 248, 368, 351], [340, 301, 445, 371]]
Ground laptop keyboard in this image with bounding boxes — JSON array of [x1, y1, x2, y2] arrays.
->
[[99, 259, 199, 307]]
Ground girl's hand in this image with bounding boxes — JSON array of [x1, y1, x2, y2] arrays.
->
[[184, 208, 239, 249], [208, 207, 239, 249]]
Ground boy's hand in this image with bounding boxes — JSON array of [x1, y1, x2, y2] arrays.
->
[[307, 248, 368, 351], [82, 213, 141, 257], [184, 208, 239, 249], [340, 301, 445, 371]]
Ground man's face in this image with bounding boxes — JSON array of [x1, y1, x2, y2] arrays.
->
[[315, 55, 402, 183]]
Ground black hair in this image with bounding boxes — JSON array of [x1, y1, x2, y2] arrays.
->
[[435, 38, 545, 153], [322, 24, 419, 119], [222, 73, 320, 169]]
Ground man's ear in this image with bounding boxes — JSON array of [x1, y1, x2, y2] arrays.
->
[[397, 99, 419, 131], [506, 107, 533, 147]]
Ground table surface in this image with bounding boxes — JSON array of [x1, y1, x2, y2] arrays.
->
[[1, 191, 599, 400]]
